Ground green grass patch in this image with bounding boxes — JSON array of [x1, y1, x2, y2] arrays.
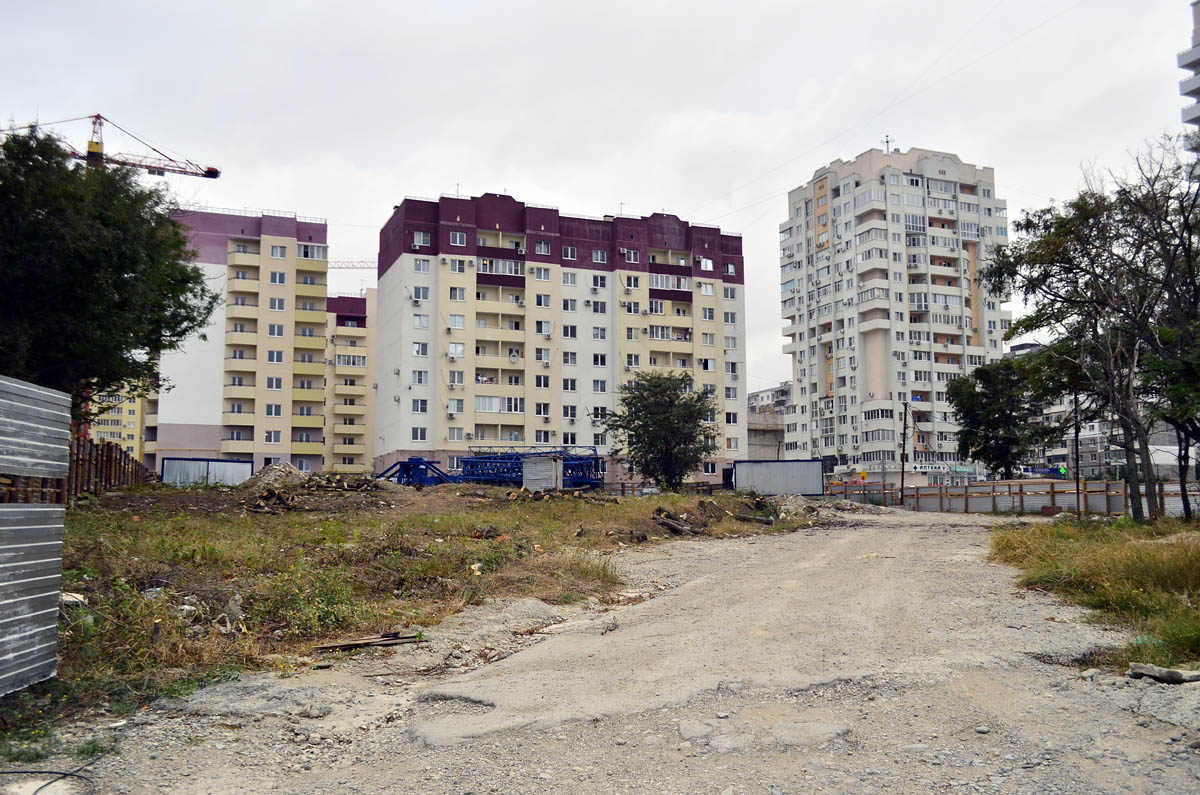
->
[[991, 515, 1200, 668]]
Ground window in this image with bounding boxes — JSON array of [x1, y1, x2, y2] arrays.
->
[[723, 311, 737, 325], [448, 427, 464, 441], [266, 376, 282, 390], [264, 430, 281, 444], [702, 332, 715, 346], [701, 307, 715, 321], [412, 258, 431, 274], [724, 361, 738, 375], [534, 267, 550, 281], [414, 231, 431, 247], [725, 412, 738, 425], [625, 275, 640, 289], [626, 353, 640, 367], [593, 379, 607, 393], [626, 327, 639, 340], [563, 247, 577, 261], [269, 271, 286, 285], [412, 342, 428, 357], [269, 297, 285, 311], [297, 244, 326, 260], [593, 353, 607, 367], [267, 323, 283, 337], [449, 314, 465, 329], [649, 299, 665, 315], [703, 462, 716, 476], [562, 351, 577, 365], [700, 282, 714, 296], [448, 342, 465, 357], [535, 430, 551, 443], [265, 403, 282, 417], [593, 432, 607, 446], [449, 287, 466, 301], [592, 249, 607, 263], [267, 350, 283, 363], [563, 298, 577, 312], [624, 249, 639, 263], [450, 258, 466, 273], [700, 257, 713, 271], [450, 231, 466, 246], [535, 375, 550, 389], [723, 263, 736, 276], [270, 245, 287, 258], [562, 324, 577, 338], [235, 244, 249, 254], [532, 240, 551, 256], [625, 301, 640, 315], [414, 286, 430, 300], [725, 437, 739, 450], [534, 402, 550, 417], [535, 293, 550, 307], [563, 432, 577, 444], [412, 398, 428, 413], [413, 314, 430, 329], [592, 301, 607, 314], [412, 427, 428, 441], [411, 370, 428, 385], [592, 327, 606, 340], [725, 386, 737, 399], [723, 286, 736, 300]]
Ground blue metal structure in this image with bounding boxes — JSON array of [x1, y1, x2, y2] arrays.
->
[[377, 446, 604, 490]]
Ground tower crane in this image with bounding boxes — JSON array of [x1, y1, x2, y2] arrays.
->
[[7, 113, 220, 179]]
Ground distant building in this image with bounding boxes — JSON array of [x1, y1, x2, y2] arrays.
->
[[86, 391, 144, 458], [778, 147, 1012, 486], [373, 192, 748, 482], [142, 208, 375, 475], [1179, 1, 1200, 127], [747, 382, 791, 460]]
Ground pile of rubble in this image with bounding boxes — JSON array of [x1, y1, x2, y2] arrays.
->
[[778, 494, 890, 518], [237, 463, 409, 513]]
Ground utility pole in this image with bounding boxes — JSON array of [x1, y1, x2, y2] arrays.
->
[[1073, 390, 1082, 518], [899, 402, 910, 504]]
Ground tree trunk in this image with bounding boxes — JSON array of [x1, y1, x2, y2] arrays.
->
[[1178, 426, 1192, 520], [1136, 423, 1160, 521], [1119, 416, 1145, 521]]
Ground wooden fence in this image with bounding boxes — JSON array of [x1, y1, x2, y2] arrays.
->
[[828, 479, 1196, 518], [1, 436, 155, 504], [603, 481, 717, 497]]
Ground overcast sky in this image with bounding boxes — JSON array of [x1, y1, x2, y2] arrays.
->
[[3, 0, 1190, 393]]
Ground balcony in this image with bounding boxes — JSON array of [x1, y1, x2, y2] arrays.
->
[[228, 251, 260, 267], [141, 441, 157, 455], [295, 309, 326, 324], [222, 385, 256, 400], [295, 282, 326, 298], [294, 335, 325, 350], [227, 276, 259, 294], [226, 303, 259, 320], [1178, 44, 1200, 71], [334, 383, 366, 397], [221, 411, 254, 425], [334, 424, 366, 436], [295, 257, 328, 273], [334, 403, 366, 416], [327, 462, 369, 474], [291, 414, 324, 428], [293, 360, 324, 376], [292, 388, 324, 402], [220, 439, 254, 454], [1184, 102, 1200, 127], [224, 356, 257, 372], [333, 361, 366, 377], [335, 325, 367, 338], [143, 413, 159, 426], [291, 441, 325, 455], [333, 443, 366, 455], [225, 330, 258, 346]]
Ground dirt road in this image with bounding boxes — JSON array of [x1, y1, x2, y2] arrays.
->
[[49, 510, 1200, 793]]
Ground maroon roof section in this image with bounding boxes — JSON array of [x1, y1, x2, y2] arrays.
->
[[377, 193, 744, 284], [172, 209, 327, 265], [327, 295, 367, 328]]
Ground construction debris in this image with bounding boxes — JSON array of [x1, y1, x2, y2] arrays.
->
[[245, 461, 308, 490], [243, 487, 297, 514], [305, 473, 378, 492], [652, 506, 702, 535], [312, 631, 425, 652], [1127, 662, 1200, 684]]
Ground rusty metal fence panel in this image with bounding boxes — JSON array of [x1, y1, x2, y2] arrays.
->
[[0, 376, 71, 697]]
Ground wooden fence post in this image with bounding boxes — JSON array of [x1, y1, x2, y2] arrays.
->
[[1049, 480, 1057, 509]]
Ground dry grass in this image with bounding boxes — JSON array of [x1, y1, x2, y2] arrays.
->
[[991, 515, 1200, 669], [0, 485, 793, 759]]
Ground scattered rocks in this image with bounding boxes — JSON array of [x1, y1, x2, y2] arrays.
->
[[678, 720, 714, 741], [1128, 662, 1200, 685], [768, 721, 850, 747], [975, 726, 992, 735]]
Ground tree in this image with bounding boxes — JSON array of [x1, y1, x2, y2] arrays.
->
[[947, 358, 1055, 481], [600, 371, 718, 491], [0, 127, 219, 422], [981, 137, 1200, 519]]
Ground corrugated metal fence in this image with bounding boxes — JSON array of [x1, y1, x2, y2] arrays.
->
[[0, 376, 71, 697]]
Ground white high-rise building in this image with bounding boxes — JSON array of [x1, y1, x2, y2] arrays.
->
[[778, 147, 1012, 486]]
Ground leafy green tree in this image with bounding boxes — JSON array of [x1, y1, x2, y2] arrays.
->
[[0, 127, 219, 421], [600, 371, 718, 491], [947, 358, 1055, 480]]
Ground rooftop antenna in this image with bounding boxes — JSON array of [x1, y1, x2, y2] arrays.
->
[[619, 201, 625, 215], [882, 135, 895, 152]]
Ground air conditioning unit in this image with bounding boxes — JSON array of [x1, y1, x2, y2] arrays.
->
[[393, 368, 401, 375], [412, 298, 422, 306], [392, 395, 401, 402], [642, 327, 648, 333], [465, 432, 474, 440], [518, 300, 526, 307], [448, 383, 457, 390], [619, 301, 627, 307], [467, 260, 475, 268], [440, 257, 448, 264], [584, 299, 592, 306], [623, 287, 631, 295], [542, 416, 550, 424], [590, 286, 599, 294], [517, 247, 525, 255], [447, 411, 456, 419], [624, 365, 631, 372], [731, 373, 739, 381], [446, 326, 453, 334], [449, 355, 457, 362], [542, 360, 551, 368], [544, 332, 552, 340], [550, 430, 558, 436], [569, 417, 575, 425], [619, 248, 627, 254], [412, 243, 420, 251], [641, 309, 649, 315]]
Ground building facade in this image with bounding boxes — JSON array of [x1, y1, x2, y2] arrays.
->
[[1179, 0, 1200, 127], [142, 208, 374, 475], [746, 382, 791, 460], [374, 193, 748, 481], [86, 391, 145, 458], [778, 147, 1012, 485]]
